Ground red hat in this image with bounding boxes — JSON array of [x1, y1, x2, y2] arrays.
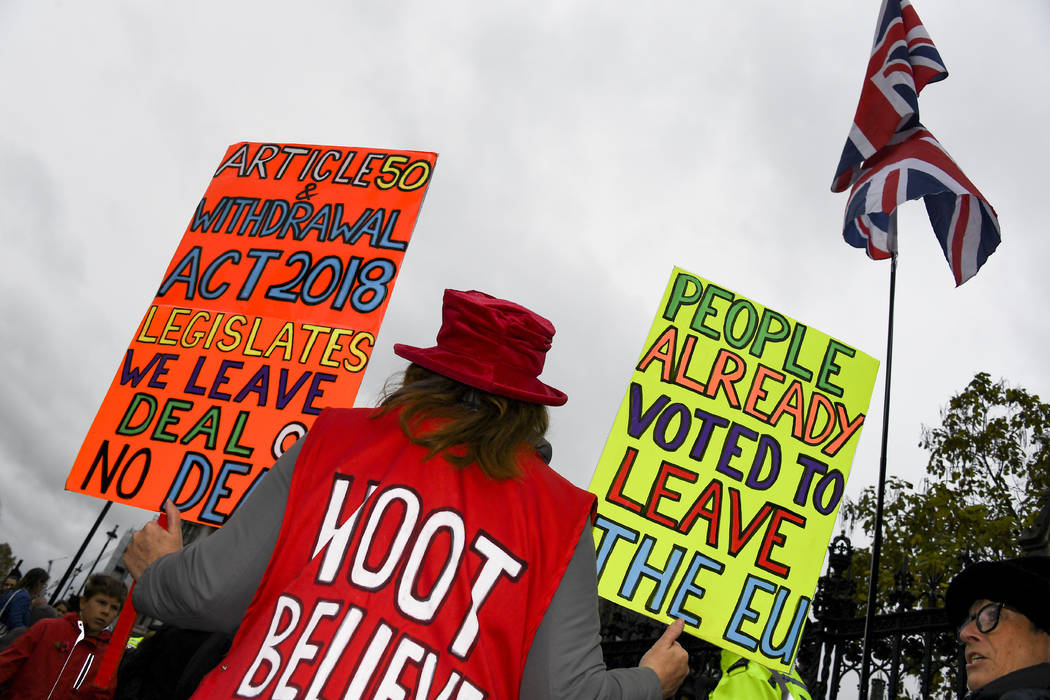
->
[[393, 289, 567, 406]]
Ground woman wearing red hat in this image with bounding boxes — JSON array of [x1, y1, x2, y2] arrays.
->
[[126, 290, 689, 699]]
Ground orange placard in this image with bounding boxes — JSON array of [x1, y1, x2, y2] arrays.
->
[[66, 142, 437, 525]]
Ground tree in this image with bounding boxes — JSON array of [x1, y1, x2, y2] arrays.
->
[[0, 542, 14, 578], [920, 371, 1050, 559], [845, 372, 1050, 609], [838, 372, 1050, 697]]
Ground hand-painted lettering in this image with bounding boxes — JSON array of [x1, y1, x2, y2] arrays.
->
[[658, 271, 867, 390], [77, 440, 151, 498], [164, 452, 255, 525], [242, 479, 525, 698], [238, 596, 483, 700], [724, 574, 809, 665], [215, 145, 431, 192], [632, 329, 864, 454]]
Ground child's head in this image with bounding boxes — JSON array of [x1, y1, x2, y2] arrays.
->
[[79, 574, 127, 637]]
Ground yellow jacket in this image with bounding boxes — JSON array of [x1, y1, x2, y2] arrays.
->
[[710, 651, 812, 700]]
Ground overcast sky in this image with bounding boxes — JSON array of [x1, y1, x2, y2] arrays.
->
[[1, 0, 1048, 618]]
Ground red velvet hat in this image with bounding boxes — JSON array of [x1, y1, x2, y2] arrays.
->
[[393, 289, 567, 406]]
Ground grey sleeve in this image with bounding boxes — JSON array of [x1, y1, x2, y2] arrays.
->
[[132, 440, 301, 634], [519, 526, 662, 700]]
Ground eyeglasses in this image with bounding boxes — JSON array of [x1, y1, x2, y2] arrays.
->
[[958, 601, 1016, 636]]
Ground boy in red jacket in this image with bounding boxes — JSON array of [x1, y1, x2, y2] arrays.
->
[[0, 573, 126, 699]]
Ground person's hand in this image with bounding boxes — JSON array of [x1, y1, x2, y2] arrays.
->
[[639, 618, 690, 698], [123, 500, 183, 580]]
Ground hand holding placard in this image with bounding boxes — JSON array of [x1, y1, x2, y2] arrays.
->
[[589, 268, 879, 672], [95, 508, 173, 689], [124, 500, 183, 579], [640, 618, 690, 698]]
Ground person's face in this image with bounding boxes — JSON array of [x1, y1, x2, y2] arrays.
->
[[0, 577, 15, 593], [79, 594, 122, 637], [54, 601, 69, 615], [959, 598, 1050, 691]]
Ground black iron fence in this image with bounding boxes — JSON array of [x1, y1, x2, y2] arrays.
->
[[600, 533, 965, 699]]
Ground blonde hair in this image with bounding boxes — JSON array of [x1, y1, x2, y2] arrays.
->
[[378, 364, 549, 480]]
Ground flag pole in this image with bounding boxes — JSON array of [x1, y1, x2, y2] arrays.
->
[[858, 213, 898, 700]]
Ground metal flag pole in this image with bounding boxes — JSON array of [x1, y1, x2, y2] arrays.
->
[[858, 213, 898, 700], [49, 500, 111, 605]]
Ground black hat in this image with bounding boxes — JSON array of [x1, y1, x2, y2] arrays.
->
[[946, 556, 1050, 633]]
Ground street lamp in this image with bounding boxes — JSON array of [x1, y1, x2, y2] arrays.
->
[[77, 525, 120, 596]]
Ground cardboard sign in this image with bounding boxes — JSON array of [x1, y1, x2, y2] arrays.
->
[[588, 268, 879, 671], [67, 143, 437, 525]]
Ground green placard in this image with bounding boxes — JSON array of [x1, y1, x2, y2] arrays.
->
[[588, 267, 879, 672]]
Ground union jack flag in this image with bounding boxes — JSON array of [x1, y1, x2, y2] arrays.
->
[[831, 0, 947, 193], [843, 127, 1000, 286]]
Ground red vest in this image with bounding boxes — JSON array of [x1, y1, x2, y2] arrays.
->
[[193, 407, 594, 699]]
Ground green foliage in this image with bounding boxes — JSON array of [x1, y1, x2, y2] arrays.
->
[[921, 371, 1050, 536], [843, 372, 1050, 611], [0, 542, 14, 578], [834, 373, 1050, 698]]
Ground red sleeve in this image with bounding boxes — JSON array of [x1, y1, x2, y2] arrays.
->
[[0, 623, 44, 683]]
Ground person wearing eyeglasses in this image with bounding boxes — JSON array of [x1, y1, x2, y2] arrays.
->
[[945, 556, 1050, 698]]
